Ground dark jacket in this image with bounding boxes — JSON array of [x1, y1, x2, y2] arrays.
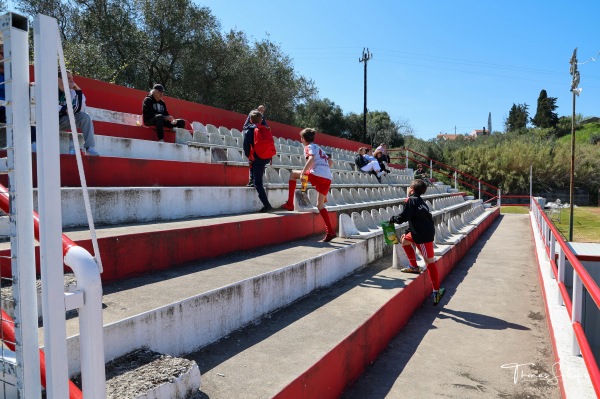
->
[[243, 123, 258, 161], [142, 94, 170, 123], [58, 89, 84, 117], [390, 194, 435, 244], [355, 154, 368, 169]]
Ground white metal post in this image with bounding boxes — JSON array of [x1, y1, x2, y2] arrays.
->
[[557, 246, 565, 306], [454, 171, 457, 190], [429, 160, 433, 179], [478, 181, 481, 199], [571, 273, 583, 356], [549, 233, 556, 279], [405, 149, 408, 169], [1, 12, 42, 398], [34, 15, 70, 398], [529, 165, 533, 211], [498, 189, 501, 207]]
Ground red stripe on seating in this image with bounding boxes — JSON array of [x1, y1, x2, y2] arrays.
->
[[93, 122, 178, 142], [273, 208, 499, 399], [0, 212, 338, 282], [0, 155, 250, 188]]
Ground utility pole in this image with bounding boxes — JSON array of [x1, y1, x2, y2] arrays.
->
[[359, 48, 372, 144], [568, 47, 581, 242]]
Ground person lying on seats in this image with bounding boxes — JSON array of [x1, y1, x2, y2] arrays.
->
[[355, 147, 385, 181]]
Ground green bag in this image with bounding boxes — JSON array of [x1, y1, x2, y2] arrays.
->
[[381, 221, 399, 245]]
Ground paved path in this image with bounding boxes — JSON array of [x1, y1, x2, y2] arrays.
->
[[342, 214, 561, 399]]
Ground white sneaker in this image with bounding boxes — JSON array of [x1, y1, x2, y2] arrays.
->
[[158, 139, 164, 143], [85, 147, 100, 156], [31, 142, 36, 152], [376, 171, 384, 178]]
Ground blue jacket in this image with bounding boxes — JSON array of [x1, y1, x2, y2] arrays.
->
[[243, 123, 257, 160]]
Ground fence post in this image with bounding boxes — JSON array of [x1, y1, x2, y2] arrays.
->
[[454, 171, 457, 190], [429, 159, 433, 179], [498, 189, 501, 207], [478, 182, 481, 199], [405, 149, 408, 169], [549, 233, 556, 279], [571, 273, 583, 356], [557, 246, 565, 305]]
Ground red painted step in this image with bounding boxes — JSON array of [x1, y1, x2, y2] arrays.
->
[[0, 211, 338, 282], [0, 155, 249, 188]]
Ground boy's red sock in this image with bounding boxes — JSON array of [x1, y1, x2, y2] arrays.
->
[[427, 262, 440, 291], [287, 180, 297, 204], [402, 244, 418, 268], [319, 208, 334, 234]]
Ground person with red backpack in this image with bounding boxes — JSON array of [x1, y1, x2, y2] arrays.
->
[[243, 109, 276, 212]]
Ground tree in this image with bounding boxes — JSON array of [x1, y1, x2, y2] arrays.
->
[[293, 98, 346, 136], [531, 89, 559, 128], [14, 0, 317, 125], [505, 103, 529, 132]]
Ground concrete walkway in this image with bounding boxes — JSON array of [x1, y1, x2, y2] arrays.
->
[[342, 214, 561, 399]]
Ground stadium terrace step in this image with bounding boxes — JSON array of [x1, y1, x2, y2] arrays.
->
[[92, 121, 180, 143], [48, 207, 498, 392], [187, 208, 500, 398], [0, 211, 337, 281], [0, 154, 250, 188]]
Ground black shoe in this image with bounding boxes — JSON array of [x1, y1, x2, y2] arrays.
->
[[246, 180, 254, 187], [259, 205, 273, 213]]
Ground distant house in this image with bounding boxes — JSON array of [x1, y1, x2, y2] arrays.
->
[[469, 128, 487, 138], [437, 134, 466, 141]]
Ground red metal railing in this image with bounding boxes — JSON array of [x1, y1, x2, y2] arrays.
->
[[0, 184, 82, 398], [390, 148, 502, 203], [532, 197, 600, 397]]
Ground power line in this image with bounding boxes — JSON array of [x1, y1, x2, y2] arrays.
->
[[578, 51, 600, 65]]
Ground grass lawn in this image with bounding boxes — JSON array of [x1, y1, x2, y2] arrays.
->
[[501, 205, 600, 242], [501, 206, 529, 215]]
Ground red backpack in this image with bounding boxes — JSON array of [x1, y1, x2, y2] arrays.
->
[[253, 125, 277, 159]]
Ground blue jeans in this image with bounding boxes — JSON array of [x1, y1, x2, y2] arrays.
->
[[252, 156, 271, 207]]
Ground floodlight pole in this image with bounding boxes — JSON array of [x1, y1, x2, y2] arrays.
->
[[359, 48, 372, 144], [568, 48, 580, 242]]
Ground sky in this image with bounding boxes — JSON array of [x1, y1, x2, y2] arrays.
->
[[197, 0, 600, 140]]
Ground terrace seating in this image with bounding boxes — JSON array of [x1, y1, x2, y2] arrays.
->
[[1, 78, 504, 399]]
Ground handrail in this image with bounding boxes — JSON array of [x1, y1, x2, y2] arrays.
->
[[531, 197, 600, 397], [402, 153, 497, 198], [394, 147, 500, 191], [533, 198, 600, 308], [0, 185, 85, 398], [1, 310, 83, 399]]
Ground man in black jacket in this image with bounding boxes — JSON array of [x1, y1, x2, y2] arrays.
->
[[142, 84, 185, 142], [390, 179, 445, 305]]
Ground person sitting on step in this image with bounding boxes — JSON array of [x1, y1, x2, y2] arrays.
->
[[142, 84, 186, 142]]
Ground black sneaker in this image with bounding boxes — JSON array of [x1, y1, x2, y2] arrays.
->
[[433, 287, 446, 306], [246, 181, 255, 187], [259, 205, 273, 213]]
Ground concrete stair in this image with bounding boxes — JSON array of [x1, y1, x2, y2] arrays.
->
[[36, 206, 497, 398]]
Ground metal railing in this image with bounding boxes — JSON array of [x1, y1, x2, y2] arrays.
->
[[531, 197, 600, 397], [389, 148, 502, 204]]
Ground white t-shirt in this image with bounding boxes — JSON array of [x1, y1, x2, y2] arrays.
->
[[304, 143, 332, 180]]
